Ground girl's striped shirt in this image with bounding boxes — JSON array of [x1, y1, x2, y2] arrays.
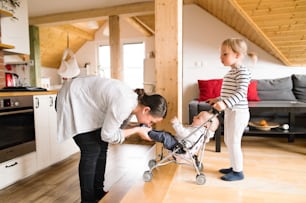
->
[[220, 66, 251, 109]]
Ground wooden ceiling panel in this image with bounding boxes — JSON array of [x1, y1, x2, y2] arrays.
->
[[38, 20, 107, 68], [194, 0, 283, 62], [236, 0, 306, 66], [39, 26, 90, 68]]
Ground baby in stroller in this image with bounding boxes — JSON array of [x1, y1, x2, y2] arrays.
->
[[142, 110, 220, 185], [147, 110, 219, 154]]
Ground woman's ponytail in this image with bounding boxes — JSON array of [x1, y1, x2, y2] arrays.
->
[[134, 88, 167, 118]]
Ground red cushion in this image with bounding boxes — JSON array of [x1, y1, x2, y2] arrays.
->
[[247, 80, 260, 101], [198, 79, 223, 101]]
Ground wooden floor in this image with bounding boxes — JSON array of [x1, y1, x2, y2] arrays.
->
[[0, 142, 154, 203], [1, 136, 306, 203]]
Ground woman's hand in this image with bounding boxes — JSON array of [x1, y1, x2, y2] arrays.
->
[[137, 126, 153, 141]]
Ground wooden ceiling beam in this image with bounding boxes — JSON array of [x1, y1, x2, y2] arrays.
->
[[183, 0, 196, 4], [125, 16, 154, 37], [29, 2, 154, 26]]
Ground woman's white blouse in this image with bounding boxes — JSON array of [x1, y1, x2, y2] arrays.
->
[[56, 76, 137, 144]]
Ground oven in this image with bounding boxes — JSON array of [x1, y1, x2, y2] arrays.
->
[[0, 95, 35, 163]]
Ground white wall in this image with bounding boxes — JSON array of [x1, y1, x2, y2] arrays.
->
[[40, 67, 61, 87], [182, 4, 306, 123], [74, 41, 98, 76]]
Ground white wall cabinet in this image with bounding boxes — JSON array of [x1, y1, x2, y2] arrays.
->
[[34, 94, 79, 171], [0, 152, 36, 189], [1, 0, 30, 54]]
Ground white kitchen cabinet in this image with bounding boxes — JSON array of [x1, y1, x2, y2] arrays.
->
[[0, 152, 36, 189], [48, 96, 79, 164], [34, 94, 53, 169], [34, 94, 79, 171], [1, 0, 30, 54]]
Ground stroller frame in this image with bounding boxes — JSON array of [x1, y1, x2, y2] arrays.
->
[[143, 109, 220, 185]]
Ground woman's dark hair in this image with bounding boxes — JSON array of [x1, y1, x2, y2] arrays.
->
[[134, 88, 167, 118]]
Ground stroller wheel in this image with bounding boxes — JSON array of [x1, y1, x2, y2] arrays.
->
[[148, 159, 157, 169], [143, 170, 153, 182], [196, 173, 206, 185]]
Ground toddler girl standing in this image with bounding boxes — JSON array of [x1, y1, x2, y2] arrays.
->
[[207, 38, 256, 181]]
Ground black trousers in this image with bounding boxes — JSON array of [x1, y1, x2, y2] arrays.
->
[[73, 129, 108, 203]]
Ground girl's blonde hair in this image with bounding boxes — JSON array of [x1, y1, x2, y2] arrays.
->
[[222, 38, 257, 63]]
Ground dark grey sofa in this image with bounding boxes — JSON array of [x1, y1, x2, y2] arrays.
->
[[189, 74, 306, 152]]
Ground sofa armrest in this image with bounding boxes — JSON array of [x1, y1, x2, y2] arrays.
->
[[188, 100, 199, 124]]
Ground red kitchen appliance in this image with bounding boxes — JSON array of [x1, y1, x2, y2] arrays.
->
[[5, 73, 19, 87]]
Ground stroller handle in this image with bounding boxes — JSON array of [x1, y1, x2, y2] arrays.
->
[[210, 107, 222, 115]]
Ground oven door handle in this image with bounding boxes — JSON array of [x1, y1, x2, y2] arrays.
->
[[0, 109, 34, 116]]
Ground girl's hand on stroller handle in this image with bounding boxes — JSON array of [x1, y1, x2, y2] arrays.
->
[[210, 107, 222, 115]]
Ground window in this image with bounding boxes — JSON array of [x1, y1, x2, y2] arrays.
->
[[98, 45, 111, 78], [123, 42, 144, 88], [98, 42, 145, 89]]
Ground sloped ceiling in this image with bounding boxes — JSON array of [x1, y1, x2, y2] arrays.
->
[[194, 0, 306, 66], [29, 0, 306, 68]]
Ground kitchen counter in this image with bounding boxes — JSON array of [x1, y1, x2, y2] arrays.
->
[[0, 90, 58, 97]]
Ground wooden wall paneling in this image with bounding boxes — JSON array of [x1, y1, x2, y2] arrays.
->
[[109, 15, 123, 80], [155, 0, 183, 133]]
